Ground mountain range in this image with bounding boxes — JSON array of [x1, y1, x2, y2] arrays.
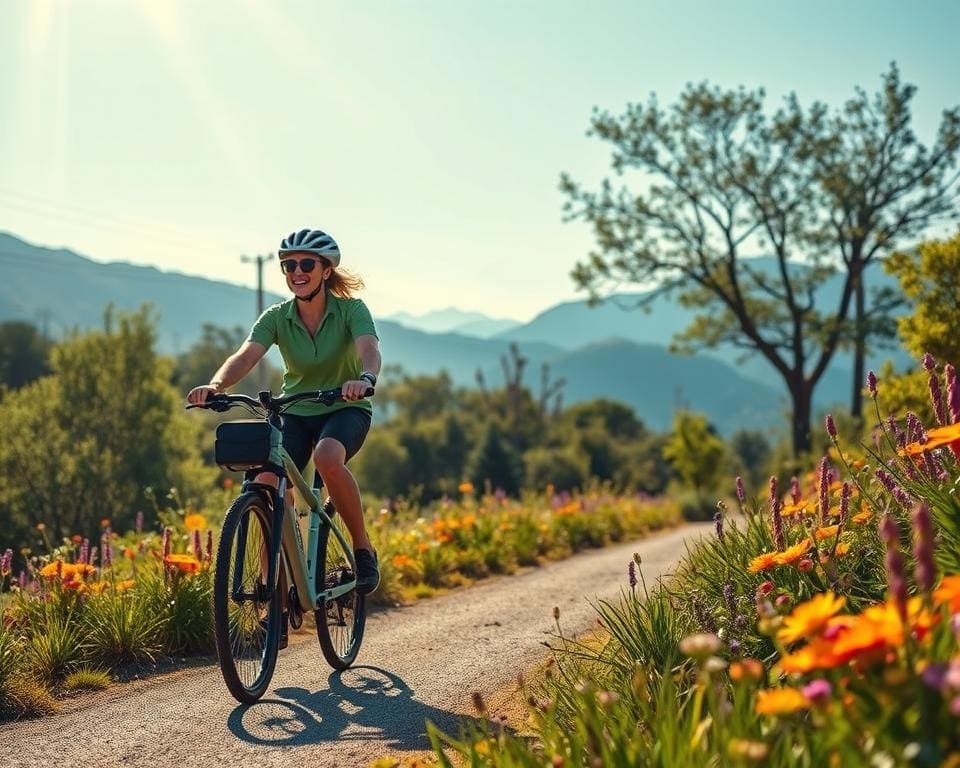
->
[[0, 231, 914, 434]]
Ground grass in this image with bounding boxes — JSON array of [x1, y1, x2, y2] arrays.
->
[[62, 667, 111, 692]]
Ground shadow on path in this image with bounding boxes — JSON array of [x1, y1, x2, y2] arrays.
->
[[226, 666, 477, 753]]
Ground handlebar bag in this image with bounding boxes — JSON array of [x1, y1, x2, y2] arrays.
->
[[215, 420, 276, 471]]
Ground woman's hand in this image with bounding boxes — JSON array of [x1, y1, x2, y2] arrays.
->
[[186, 384, 220, 405], [341, 379, 370, 401]]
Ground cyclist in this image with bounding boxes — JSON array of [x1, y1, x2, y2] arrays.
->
[[186, 228, 381, 600]]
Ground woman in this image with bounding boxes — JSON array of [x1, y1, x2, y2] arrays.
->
[[186, 228, 381, 599]]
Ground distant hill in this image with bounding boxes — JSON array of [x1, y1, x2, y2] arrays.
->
[[0, 231, 894, 433], [498, 258, 915, 407], [386, 307, 521, 338]]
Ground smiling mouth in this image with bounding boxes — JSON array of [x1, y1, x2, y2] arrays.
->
[[292, 278, 310, 286]]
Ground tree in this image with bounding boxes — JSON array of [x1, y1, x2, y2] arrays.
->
[[0, 307, 216, 552], [728, 429, 773, 491], [562, 67, 959, 457], [174, 323, 279, 395], [0, 320, 51, 389], [807, 64, 960, 418], [662, 411, 726, 500], [523, 446, 588, 492], [467, 423, 522, 496]]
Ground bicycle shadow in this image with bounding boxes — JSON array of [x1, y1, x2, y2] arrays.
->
[[225, 666, 479, 752]]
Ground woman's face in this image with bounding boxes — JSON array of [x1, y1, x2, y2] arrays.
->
[[280, 251, 331, 299]]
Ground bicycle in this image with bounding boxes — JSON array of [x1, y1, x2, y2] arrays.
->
[[188, 386, 374, 704]]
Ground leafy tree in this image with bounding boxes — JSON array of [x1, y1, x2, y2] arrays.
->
[[0, 307, 215, 552], [728, 429, 773, 491], [351, 431, 411, 499], [662, 411, 726, 500], [467, 423, 522, 496], [806, 65, 960, 418], [174, 323, 279, 395], [523, 446, 588, 492], [559, 399, 646, 441], [563, 66, 959, 455], [0, 320, 51, 389]]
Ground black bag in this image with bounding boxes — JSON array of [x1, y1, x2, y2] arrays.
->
[[214, 420, 277, 471]]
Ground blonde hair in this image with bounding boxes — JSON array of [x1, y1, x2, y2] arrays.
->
[[326, 266, 364, 299]]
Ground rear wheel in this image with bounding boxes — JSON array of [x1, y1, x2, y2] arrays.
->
[[213, 491, 281, 703], [315, 499, 366, 669]]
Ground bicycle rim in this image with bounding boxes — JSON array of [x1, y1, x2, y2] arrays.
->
[[315, 500, 366, 670], [213, 492, 281, 703]]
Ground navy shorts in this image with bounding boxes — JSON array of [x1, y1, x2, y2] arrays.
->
[[281, 407, 372, 481]]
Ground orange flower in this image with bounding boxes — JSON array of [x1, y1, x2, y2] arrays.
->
[[100, 518, 111, 528], [62, 578, 86, 592], [748, 552, 778, 573], [729, 658, 765, 683], [933, 575, 960, 613], [778, 592, 847, 646], [124, 547, 136, 560], [116, 579, 135, 592], [828, 601, 903, 666], [901, 423, 960, 456], [391, 554, 415, 569], [164, 554, 201, 573], [755, 687, 810, 715], [774, 539, 811, 567], [779, 639, 843, 673], [852, 508, 873, 525], [183, 513, 207, 532], [458, 481, 475, 494], [781, 500, 812, 518], [71, 534, 83, 544], [814, 525, 840, 542]]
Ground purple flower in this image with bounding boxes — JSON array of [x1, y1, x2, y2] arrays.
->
[[839, 482, 851, 527], [714, 509, 724, 542], [102, 535, 113, 569], [205, 530, 214, 562], [922, 663, 948, 691], [735, 476, 746, 505], [802, 679, 832, 703], [928, 361, 948, 426], [769, 476, 785, 551], [818, 457, 830, 525], [825, 414, 837, 439], [692, 594, 717, 634], [192, 530, 202, 560], [875, 469, 913, 508], [946, 364, 960, 424], [723, 583, 737, 616], [866, 370, 878, 398], [923, 352, 937, 373], [880, 513, 908, 619], [887, 416, 906, 449], [790, 476, 801, 505], [79, 538, 90, 565], [135, 511, 144, 534], [18, 570, 26, 590], [0, 548, 12, 576], [628, 560, 637, 589], [911, 502, 936, 592]]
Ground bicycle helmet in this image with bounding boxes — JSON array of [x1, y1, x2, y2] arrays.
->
[[278, 229, 341, 268]]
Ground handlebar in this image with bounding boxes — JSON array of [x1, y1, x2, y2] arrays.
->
[[185, 386, 374, 414]]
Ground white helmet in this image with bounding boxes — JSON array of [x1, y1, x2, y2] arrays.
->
[[278, 229, 341, 267]]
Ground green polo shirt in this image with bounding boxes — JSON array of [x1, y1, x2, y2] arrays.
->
[[247, 293, 378, 417]]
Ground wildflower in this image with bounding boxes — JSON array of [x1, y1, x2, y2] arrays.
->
[[100, 518, 110, 528], [123, 547, 135, 561], [839, 482, 850, 526], [790, 476, 801, 505], [875, 468, 913, 508], [736, 476, 746, 506], [723, 583, 737, 616], [825, 414, 837, 439], [779, 640, 840, 673], [774, 538, 811, 567], [887, 415, 907, 450], [925, 354, 947, 426], [0, 549, 11, 577], [769, 476, 785, 551], [164, 554, 201, 573], [628, 560, 637, 589], [748, 552, 778, 573], [679, 632, 722, 661], [184, 513, 207, 532], [205, 530, 213, 562], [818, 457, 830, 525], [193, 529, 202, 560], [852, 507, 873, 525], [902, 422, 960, 456], [912, 502, 936, 593], [880, 513, 908, 619], [692, 594, 718, 634], [798, 558, 814, 572], [778, 592, 847, 645], [36, 523, 46, 531], [458, 481, 474, 495], [758, 580, 775, 595], [933, 575, 960, 613], [135, 511, 144, 534], [79, 538, 90, 565], [815, 524, 840, 542], [714, 509, 724, 542], [729, 658, 765, 683], [755, 687, 810, 715], [802, 679, 832, 704], [727, 739, 769, 762], [866, 370, 878, 398]]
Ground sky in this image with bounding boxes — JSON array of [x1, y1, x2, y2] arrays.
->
[[1, 1, 958, 323]]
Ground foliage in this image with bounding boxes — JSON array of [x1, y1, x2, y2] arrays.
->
[[0, 320, 51, 389], [563, 65, 960, 454], [662, 411, 727, 500], [467, 423, 522, 497], [523, 447, 588, 492], [62, 667, 111, 692]]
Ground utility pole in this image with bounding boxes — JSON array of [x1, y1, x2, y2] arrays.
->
[[241, 254, 270, 392]]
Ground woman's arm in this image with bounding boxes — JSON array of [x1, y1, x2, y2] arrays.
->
[[342, 335, 381, 401], [185, 341, 268, 404]]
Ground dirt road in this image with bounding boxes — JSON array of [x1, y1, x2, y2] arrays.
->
[[0, 523, 708, 768]]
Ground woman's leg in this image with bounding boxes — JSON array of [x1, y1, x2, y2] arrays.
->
[[313, 438, 372, 551]]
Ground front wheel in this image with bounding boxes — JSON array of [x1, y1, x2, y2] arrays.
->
[[315, 499, 366, 670], [213, 491, 282, 703]]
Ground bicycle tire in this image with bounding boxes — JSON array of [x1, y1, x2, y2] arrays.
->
[[315, 499, 366, 670], [213, 491, 282, 703]]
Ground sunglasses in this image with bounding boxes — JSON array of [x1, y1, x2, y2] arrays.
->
[[280, 257, 327, 274]]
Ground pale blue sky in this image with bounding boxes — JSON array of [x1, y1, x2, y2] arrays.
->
[[1, 0, 957, 321]]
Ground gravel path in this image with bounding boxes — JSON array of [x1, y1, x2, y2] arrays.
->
[[0, 523, 708, 768]]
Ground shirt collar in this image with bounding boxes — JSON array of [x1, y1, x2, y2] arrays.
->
[[285, 290, 337, 330]]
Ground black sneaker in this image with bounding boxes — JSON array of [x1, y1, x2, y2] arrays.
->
[[353, 548, 380, 595]]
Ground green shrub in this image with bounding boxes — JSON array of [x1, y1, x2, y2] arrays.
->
[[62, 667, 111, 692]]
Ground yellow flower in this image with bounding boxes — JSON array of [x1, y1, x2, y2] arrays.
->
[[852, 507, 873, 525], [774, 539, 811, 567], [748, 552, 778, 573], [458, 481, 474, 494], [778, 592, 846, 645], [755, 687, 810, 715], [814, 525, 840, 542], [184, 513, 207, 532]]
